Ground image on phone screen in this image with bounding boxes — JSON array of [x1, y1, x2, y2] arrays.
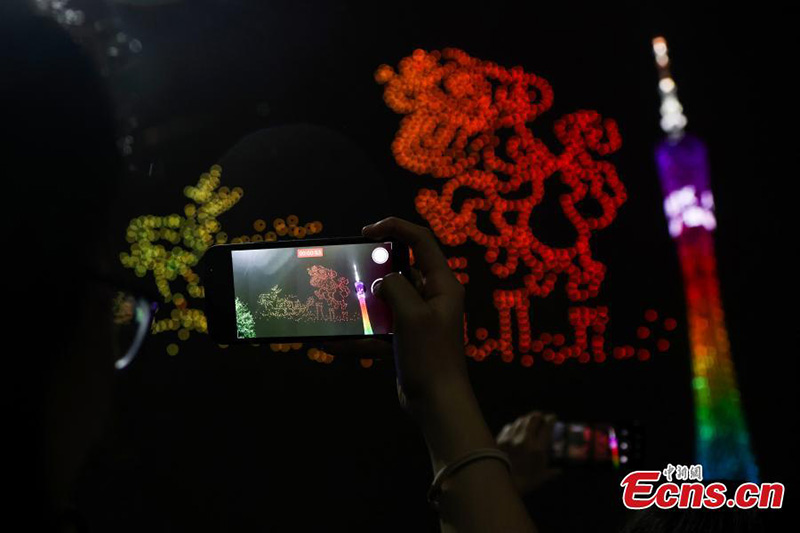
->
[[230, 241, 395, 339], [566, 423, 591, 462]]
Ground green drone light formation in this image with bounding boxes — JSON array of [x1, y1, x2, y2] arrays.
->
[[119, 164, 332, 362]]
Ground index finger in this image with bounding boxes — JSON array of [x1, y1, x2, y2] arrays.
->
[[362, 217, 457, 297]]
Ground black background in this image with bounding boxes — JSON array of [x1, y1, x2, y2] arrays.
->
[[73, 1, 793, 531]]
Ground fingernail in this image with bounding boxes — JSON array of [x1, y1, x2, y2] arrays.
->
[[362, 224, 372, 234]]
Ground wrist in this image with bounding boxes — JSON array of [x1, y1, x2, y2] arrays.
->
[[406, 376, 474, 425], [410, 379, 497, 470]]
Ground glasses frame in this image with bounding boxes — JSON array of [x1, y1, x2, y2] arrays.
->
[[86, 268, 160, 371]]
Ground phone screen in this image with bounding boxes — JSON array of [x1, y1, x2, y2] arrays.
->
[[230, 241, 395, 339], [566, 423, 591, 462], [550, 421, 640, 469]]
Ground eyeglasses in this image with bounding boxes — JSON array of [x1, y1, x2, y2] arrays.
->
[[87, 269, 160, 371], [111, 291, 159, 370]]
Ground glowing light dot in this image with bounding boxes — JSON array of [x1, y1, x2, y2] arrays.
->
[[378, 47, 629, 366], [624, 346, 635, 358], [659, 77, 676, 93], [166, 343, 179, 356], [652, 37, 667, 56]]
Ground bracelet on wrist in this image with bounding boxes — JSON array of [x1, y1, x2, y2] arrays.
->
[[427, 447, 512, 509]]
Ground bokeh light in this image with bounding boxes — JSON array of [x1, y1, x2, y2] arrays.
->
[[377, 48, 673, 365]]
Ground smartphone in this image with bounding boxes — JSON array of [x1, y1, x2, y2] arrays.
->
[[550, 421, 643, 470], [203, 237, 409, 344]]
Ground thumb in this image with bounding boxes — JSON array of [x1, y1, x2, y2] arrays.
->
[[375, 272, 424, 320]]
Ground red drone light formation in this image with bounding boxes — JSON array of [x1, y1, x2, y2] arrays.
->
[[308, 265, 352, 321], [377, 48, 664, 365]]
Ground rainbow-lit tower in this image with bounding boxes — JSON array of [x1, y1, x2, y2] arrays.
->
[[353, 265, 373, 335], [652, 37, 758, 481]]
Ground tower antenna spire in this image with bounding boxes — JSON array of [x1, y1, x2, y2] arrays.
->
[[652, 36, 688, 139]]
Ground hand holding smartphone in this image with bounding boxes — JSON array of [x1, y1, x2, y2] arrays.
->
[[203, 237, 409, 344]]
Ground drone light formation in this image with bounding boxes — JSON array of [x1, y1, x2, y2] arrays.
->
[[377, 47, 675, 366], [120, 164, 330, 360], [652, 37, 758, 481]]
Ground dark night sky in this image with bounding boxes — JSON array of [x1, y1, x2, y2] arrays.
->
[[72, 1, 793, 531]]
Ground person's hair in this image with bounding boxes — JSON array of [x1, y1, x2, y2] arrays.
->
[[2, 1, 120, 270], [2, 1, 121, 526]]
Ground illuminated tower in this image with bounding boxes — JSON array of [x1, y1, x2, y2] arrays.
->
[[652, 37, 758, 481], [353, 265, 373, 335]]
